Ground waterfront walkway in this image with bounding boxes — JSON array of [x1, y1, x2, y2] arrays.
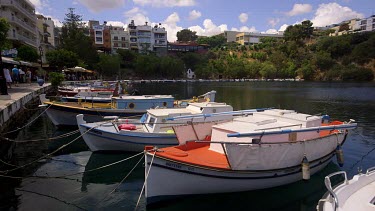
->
[[0, 83, 51, 130], [0, 83, 50, 110]]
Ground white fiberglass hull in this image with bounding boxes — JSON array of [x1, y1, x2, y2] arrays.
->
[[78, 124, 177, 152], [145, 150, 335, 205]]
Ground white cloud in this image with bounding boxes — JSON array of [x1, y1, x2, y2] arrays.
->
[[133, 0, 195, 7], [160, 12, 183, 42], [265, 29, 278, 34], [106, 21, 126, 27], [189, 19, 227, 37], [311, 3, 364, 27], [238, 13, 248, 23], [239, 26, 257, 33], [124, 7, 150, 26], [78, 0, 124, 13], [287, 4, 312, 16], [278, 24, 289, 31], [188, 10, 201, 20], [268, 18, 280, 28], [29, 0, 49, 10]]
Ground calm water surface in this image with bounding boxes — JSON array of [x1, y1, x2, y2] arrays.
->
[[2, 81, 375, 211]]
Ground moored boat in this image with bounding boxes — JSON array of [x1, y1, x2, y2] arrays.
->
[[77, 102, 267, 152], [40, 91, 217, 127], [317, 166, 375, 211], [144, 109, 357, 205]]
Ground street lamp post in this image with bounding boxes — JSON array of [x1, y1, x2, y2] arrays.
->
[[38, 46, 43, 68]]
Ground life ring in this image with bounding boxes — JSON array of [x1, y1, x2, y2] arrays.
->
[[163, 102, 167, 107], [128, 102, 135, 109]]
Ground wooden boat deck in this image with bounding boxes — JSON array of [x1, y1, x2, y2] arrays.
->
[[155, 141, 230, 170], [154, 121, 344, 170]]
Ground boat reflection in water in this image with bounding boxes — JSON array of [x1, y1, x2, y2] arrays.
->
[[81, 152, 144, 192]]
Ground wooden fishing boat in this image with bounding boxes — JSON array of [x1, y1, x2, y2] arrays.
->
[[76, 103, 268, 152], [40, 94, 175, 126], [317, 166, 375, 211], [40, 91, 217, 127], [144, 109, 357, 205]]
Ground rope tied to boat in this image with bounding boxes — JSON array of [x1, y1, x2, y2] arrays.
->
[[0, 119, 115, 174], [95, 153, 145, 206], [0, 129, 80, 143], [0, 103, 53, 136], [135, 149, 156, 211]]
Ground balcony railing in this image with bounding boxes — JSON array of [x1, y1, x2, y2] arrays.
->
[[9, 15, 37, 35], [0, 0, 36, 23], [9, 33, 37, 47]]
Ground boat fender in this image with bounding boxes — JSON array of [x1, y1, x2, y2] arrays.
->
[[302, 155, 310, 180], [336, 145, 344, 167], [321, 115, 330, 124], [118, 124, 136, 130]]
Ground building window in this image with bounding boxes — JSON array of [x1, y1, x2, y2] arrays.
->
[[361, 26, 366, 30], [130, 38, 137, 42], [114, 36, 118, 40], [95, 31, 102, 35], [96, 37, 103, 42], [130, 32, 136, 36], [121, 37, 126, 41], [114, 43, 118, 47], [121, 43, 126, 47], [361, 20, 367, 25]]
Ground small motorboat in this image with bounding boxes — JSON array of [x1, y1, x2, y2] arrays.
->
[[40, 91, 217, 127], [77, 102, 267, 152], [317, 166, 375, 211], [144, 109, 357, 205]]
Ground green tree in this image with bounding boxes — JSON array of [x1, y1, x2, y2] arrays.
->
[[176, 29, 198, 42], [315, 51, 335, 71], [60, 8, 98, 69], [197, 34, 226, 48], [260, 62, 277, 79], [46, 49, 79, 70], [160, 56, 184, 79], [97, 54, 120, 78], [117, 49, 137, 69], [17, 45, 39, 62]]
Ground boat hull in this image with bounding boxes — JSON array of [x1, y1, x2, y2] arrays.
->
[[79, 124, 177, 152], [45, 104, 144, 126], [145, 150, 335, 205]]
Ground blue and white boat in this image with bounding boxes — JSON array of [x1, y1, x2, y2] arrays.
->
[[76, 102, 243, 152], [40, 91, 217, 127]]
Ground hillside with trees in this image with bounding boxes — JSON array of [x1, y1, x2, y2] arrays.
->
[[189, 20, 374, 81]]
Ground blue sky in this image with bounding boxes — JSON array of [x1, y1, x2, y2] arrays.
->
[[32, 0, 375, 41]]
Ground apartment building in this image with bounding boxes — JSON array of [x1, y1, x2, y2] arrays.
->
[[0, 0, 38, 48], [127, 20, 168, 55], [358, 15, 375, 32], [110, 26, 129, 54], [88, 20, 111, 53], [152, 23, 167, 55], [236, 32, 283, 45], [36, 14, 55, 63], [224, 31, 241, 43], [329, 18, 360, 36]]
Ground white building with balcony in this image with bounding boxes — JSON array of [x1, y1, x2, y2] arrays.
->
[[0, 0, 38, 48], [110, 26, 129, 53], [358, 15, 375, 32], [127, 20, 167, 55]]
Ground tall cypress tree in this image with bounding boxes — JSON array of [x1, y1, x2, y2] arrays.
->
[[59, 8, 98, 69]]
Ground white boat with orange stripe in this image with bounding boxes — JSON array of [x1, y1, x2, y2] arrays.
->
[[144, 109, 357, 205]]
